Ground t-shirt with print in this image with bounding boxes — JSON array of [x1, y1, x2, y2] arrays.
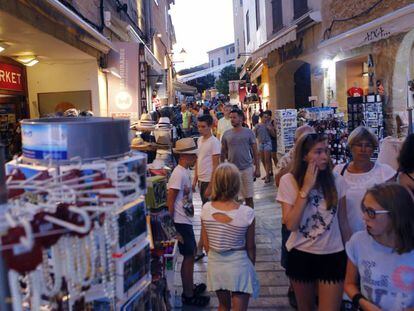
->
[[346, 231, 414, 311], [222, 128, 256, 171], [277, 172, 347, 254], [167, 165, 193, 225], [333, 162, 395, 233], [217, 117, 232, 140], [197, 135, 221, 182]]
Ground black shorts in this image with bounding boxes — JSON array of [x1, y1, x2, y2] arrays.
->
[[286, 248, 347, 283], [174, 223, 196, 257], [280, 224, 291, 270]]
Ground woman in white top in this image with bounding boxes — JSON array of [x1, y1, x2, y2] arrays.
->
[[334, 126, 396, 234], [277, 133, 350, 311], [201, 162, 259, 311], [345, 183, 414, 311]]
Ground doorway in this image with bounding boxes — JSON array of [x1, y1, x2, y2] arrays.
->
[[294, 63, 311, 109]]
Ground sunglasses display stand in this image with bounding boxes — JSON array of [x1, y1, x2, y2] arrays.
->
[[275, 109, 298, 155], [299, 107, 349, 165], [347, 95, 384, 158], [1, 118, 152, 311]]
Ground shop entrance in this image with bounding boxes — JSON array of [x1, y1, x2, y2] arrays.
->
[[276, 60, 312, 109], [294, 63, 311, 109], [335, 56, 369, 112], [0, 95, 26, 159]]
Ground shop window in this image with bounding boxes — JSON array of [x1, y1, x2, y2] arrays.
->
[[226, 48, 229, 55], [230, 46, 235, 53], [272, 0, 283, 33], [255, 0, 260, 29], [211, 59, 214, 67], [294, 0, 308, 20], [218, 58, 221, 65], [246, 11, 250, 44]]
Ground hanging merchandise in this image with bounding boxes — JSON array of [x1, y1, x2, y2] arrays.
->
[[302, 108, 349, 165], [347, 95, 384, 158], [1, 117, 151, 311], [274, 109, 297, 154]]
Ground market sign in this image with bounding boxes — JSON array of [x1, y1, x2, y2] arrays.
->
[[138, 44, 148, 114], [318, 4, 414, 54], [0, 63, 23, 91], [107, 43, 139, 121]]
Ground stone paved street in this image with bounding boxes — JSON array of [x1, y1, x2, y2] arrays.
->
[[173, 174, 294, 310]]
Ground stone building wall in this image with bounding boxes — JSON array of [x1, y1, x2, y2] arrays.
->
[[321, 0, 414, 40]]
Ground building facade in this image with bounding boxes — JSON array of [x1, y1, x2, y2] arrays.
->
[[319, 0, 414, 134], [208, 43, 236, 68], [0, 0, 176, 124], [234, 0, 414, 134]]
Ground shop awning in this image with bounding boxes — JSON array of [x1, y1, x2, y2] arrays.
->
[[251, 25, 297, 60], [318, 4, 414, 54], [250, 61, 264, 82], [177, 61, 235, 83], [173, 81, 197, 95]]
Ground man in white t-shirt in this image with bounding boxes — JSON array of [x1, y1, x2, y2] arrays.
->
[[192, 114, 221, 260], [216, 104, 232, 140], [167, 138, 210, 307]]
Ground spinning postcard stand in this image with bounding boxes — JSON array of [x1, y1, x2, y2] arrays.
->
[[1, 117, 151, 311]]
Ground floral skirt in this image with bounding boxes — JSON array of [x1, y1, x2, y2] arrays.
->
[[207, 249, 260, 298]]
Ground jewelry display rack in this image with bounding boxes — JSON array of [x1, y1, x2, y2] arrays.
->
[[1, 118, 151, 311]]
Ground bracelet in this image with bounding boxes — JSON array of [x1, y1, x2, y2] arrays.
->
[[352, 293, 366, 309]]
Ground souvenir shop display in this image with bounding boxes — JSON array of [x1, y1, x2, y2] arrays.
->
[[347, 95, 384, 158], [302, 108, 349, 165], [1, 117, 152, 311], [274, 109, 297, 154]]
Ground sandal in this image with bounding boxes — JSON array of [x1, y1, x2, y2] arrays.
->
[[182, 293, 210, 307], [194, 252, 206, 262], [193, 283, 207, 296]]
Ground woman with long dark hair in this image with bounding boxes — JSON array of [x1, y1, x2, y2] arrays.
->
[[277, 133, 350, 311], [397, 133, 414, 193], [345, 183, 414, 310]]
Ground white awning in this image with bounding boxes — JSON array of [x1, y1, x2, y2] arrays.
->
[[173, 81, 197, 94], [251, 25, 297, 60], [250, 62, 264, 82], [177, 61, 235, 83], [126, 25, 163, 74], [318, 4, 414, 54]]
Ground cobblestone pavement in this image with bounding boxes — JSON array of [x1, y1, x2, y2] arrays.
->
[[173, 174, 294, 310]]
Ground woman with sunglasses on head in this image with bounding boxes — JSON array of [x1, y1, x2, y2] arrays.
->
[[345, 183, 414, 311], [277, 133, 351, 311], [333, 126, 396, 234]]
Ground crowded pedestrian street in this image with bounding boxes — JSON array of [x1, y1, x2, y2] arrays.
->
[[2, 0, 414, 310], [174, 173, 293, 310]]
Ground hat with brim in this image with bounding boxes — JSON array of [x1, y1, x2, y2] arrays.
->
[[173, 137, 198, 154]]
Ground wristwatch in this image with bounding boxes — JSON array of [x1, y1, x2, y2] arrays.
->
[[299, 190, 308, 199]]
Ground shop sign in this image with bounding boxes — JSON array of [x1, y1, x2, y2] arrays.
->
[[107, 43, 139, 121], [0, 63, 24, 91], [363, 26, 391, 43], [138, 44, 148, 114]]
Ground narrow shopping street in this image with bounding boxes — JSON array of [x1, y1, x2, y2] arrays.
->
[[174, 176, 294, 310]]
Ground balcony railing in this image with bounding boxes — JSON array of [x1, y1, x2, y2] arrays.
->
[[294, 0, 308, 20]]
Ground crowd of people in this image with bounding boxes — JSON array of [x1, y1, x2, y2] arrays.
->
[[164, 100, 414, 311]]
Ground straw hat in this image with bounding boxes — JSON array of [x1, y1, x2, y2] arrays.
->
[[173, 138, 198, 154]]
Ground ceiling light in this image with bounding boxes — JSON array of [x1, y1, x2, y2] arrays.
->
[[15, 56, 39, 66], [156, 33, 162, 38], [0, 42, 10, 53], [156, 81, 163, 85]]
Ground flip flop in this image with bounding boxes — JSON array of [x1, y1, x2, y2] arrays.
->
[[194, 252, 206, 262]]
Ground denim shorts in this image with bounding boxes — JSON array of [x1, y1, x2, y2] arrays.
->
[[258, 141, 272, 152], [174, 223, 196, 256]]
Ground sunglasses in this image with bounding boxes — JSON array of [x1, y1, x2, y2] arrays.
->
[[361, 205, 390, 219]]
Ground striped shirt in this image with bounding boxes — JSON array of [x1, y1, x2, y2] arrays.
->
[[201, 202, 255, 252]]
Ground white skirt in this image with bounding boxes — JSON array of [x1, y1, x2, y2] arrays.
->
[[207, 249, 260, 298]]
